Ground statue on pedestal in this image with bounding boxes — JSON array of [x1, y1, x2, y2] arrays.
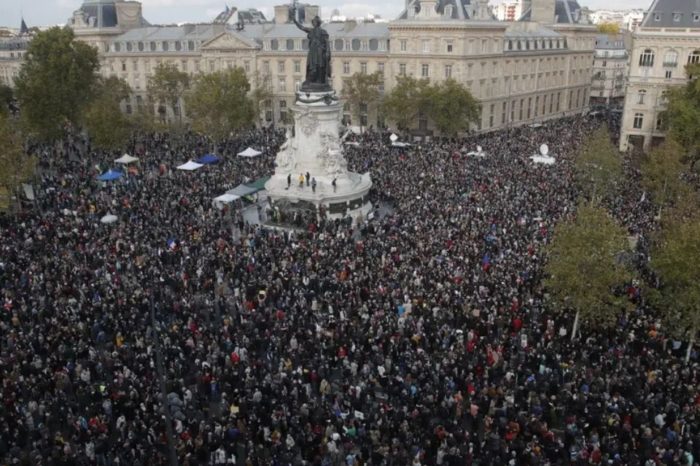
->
[[292, 4, 331, 92]]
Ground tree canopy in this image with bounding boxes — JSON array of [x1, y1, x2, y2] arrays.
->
[[639, 139, 694, 214], [0, 114, 36, 211], [597, 22, 620, 34], [84, 77, 133, 151], [382, 76, 433, 132], [342, 72, 383, 132], [663, 63, 700, 168], [544, 202, 633, 330], [574, 127, 623, 201], [185, 67, 254, 141], [147, 62, 190, 122], [15, 26, 99, 140]]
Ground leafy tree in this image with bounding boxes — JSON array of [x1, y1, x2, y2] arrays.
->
[[15, 26, 99, 140], [147, 62, 190, 123], [185, 67, 254, 141], [597, 22, 620, 34], [663, 63, 700, 168], [575, 127, 623, 201], [84, 77, 132, 151], [0, 114, 36, 211], [342, 71, 383, 133], [640, 139, 694, 215], [382, 76, 432, 132], [651, 213, 700, 362], [0, 84, 12, 115], [428, 78, 480, 136], [544, 202, 633, 336], [250, 72, 273, 127]]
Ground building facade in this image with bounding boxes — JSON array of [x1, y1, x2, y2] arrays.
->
[[589, 33, 629, 107], [2, 0, 597, 134], [0, 37, 29, 87], [619, 0, 700, 152]]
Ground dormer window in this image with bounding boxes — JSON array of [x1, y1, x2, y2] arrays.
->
[[694, 13, 700, 22], [445, 4, 453, 17], [673, 12, 682, 22], [654, 13, 661, 21]]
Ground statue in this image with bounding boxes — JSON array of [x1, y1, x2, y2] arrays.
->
[[274, 128, 294, 172], [292, 5, 331, 91]]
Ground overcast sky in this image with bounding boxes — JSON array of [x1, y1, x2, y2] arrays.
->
[[0, 0, 649, 29]]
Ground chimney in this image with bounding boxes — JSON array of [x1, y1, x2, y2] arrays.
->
[[419, 0, 438, 18], [274, 4, 290, 23], [530, 0, 555, 23], [305, 5, 320, 21], [115, 1, 143, 29]]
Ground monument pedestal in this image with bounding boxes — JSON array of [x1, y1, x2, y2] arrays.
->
[[265, 90, 372, 222]]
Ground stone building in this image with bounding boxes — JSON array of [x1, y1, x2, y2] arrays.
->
[[0, 36, 29, 87], [619, 0, 700, 152], [589, 33, 630, 108]]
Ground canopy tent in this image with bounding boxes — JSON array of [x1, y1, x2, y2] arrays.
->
[[97, 169, 123, 181], [114, 154, 139, 164], [213, 193, 240, 204], [391, 142, 411, 148], [245, 176, 271, 192], [100, 214, 118, 224], [196, 154, 220, 165], [237, 147, 262, 158], [466, 145, 487, 158], [176, 161, 204, 171], [226, 184, 259, 198], [530, 155, 555, 165]]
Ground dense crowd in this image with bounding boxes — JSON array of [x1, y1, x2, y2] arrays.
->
[[0, 115, 697, 466]]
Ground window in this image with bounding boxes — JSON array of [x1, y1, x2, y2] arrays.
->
[[334, 39, 344, 51], [639, 49, 654, 67], [278, 77, 286, 92], [399, 63, 406, 76], [138, 41, 144, 52], [689, 50, 700, 65], [378, 62, 385, 75], [263, 61, 270, 73], [181, 60, 188, 73], [656, 115, 664, 130], [602, 60, 607, 67], [421, 64, 429, 77], [519, 99, 524, 120], [343, 62, 350, 74], [422, 40, 430, 53], [162, 42, 169, 52], [286, 39, 295, 51], [121, 61, 126, 72], [114, 42, 121, 52], [527, 97, 532, 119], [188, 40, 194, 51], [294, 61, 301, 73], [637, 89, 646, 104], [369, 39, 378, 51], [271, 39, 279, 50], [150, 42, 156, 52], [278, 61, 285, 73], [633, 113, 643, 129], [445, 64, 452, 78], [501, 102, 506, 124], [508, 40, 513, 51], [302, 40, 309, 50], [400, 39, 407, 52], [360, 62, 367, 74], [654, 13, 661, 21], [175, 41, 182, 51], [673, 12, 682, 22], [664, 50, 678, 66], [352, 39, 361, 51], [244, 61, 250, 73], [446, 42, 453, 53], [132, 60, 138, 71], [694, 13, 700, 22]]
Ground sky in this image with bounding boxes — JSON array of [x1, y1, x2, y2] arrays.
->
[[0, 0, 649, 29]]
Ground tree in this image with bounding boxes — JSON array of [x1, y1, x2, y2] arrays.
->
[[597, 22, 620, 34], [0, 114, 36, 211], [663, 63, 700, 168], [651, 213, 700, 362], [0, 84, 12, 115], [342, 71, 383, 133], [84, 77, 132, 151], [250, 72, 273, 127], [575, 127, 623, 201], [185, 67, 254, 141], [428, 78, 480, 136], [147, 62, 190, 124], [544, 202, 633, 335], [15, 26, 99, 140], [640, 139, 694, 215], [382, 76, 432, 132]]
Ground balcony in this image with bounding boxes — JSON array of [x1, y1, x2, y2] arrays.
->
[[662, 61, 678, 68]]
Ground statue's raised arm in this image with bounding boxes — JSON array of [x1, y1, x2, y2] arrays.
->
[[291, 7, 332, 92], [291, 7, 311, 33]]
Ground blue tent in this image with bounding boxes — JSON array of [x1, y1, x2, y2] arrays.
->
[[97, 169, 123, 181], [196, 154, 220, 165]]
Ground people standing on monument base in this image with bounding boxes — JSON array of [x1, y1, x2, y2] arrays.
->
[[0, 115, 697, 466]]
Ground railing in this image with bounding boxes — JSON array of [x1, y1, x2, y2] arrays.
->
[[662, 61, 678, 68]]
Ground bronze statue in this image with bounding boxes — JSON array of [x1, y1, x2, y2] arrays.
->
[[292, 6, 331, 91]]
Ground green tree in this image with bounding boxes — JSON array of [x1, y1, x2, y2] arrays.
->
[[185, 67, 254, 141], [544, 202, 633, 336], [651, 213, 700, 362], [15, 26, 99, 140], [147, 62, 190, 124], [0, 114, 36, 211], [0, 84, 12, 115], [382, 76, 432, 132], [640, 139, 694, 215], [428, 78, 480, 136], [575, 127, 623, 201], [663, 63, 700, 168], [597, 22, 620, 34], [342, 71, 383, 133], [84, 77, 132, 151]]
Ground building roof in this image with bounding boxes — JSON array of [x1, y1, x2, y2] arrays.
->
[[594, 33, 626, 49], [71, 0, 150, 29], [115, 24, 223, 42], [239, 21, 390, 40], [504, 26, 563, 37], [640, 0, 700, 28], [519, 0, 587, 23], [396, 0, 496, 21]]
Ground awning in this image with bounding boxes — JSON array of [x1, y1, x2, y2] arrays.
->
[[530, 155, 555, 165], [244, 176, 270, 192], [391, 142, 410, 148], [97, 169, 123, 181], [237, 147, 262, 157], [226, 184, 258, 197], [196, 154, 220, 165], [100, 214, 118, 224], [213, 193, 240, 204], [176, 161, 204, 171], [114, 154, 139, 164]]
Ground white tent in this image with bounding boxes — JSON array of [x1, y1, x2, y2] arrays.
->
[[176, 160, 204, 171], [530, 155, 555, 165], [214, 193, 240, 204], [100, 214, 118, 224], [391, 142, 411, 148], [237, 147, 262, 157], [466, 145, 487, 158], [114, 154, 139, 164]]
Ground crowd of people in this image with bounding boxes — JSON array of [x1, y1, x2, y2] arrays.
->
[[0, 114, 697, 466]]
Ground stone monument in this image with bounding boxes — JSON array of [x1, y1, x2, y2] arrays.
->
[[264, 4, 372, 222]]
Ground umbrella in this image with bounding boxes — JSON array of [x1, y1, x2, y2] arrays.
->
[[176, 161, 204, 171], [196, 154, 220, 165], [100, 214, 118, 224], [237, 147, 262, 157], [97, 169, 123, 181], [114, 154, 139, 164]]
